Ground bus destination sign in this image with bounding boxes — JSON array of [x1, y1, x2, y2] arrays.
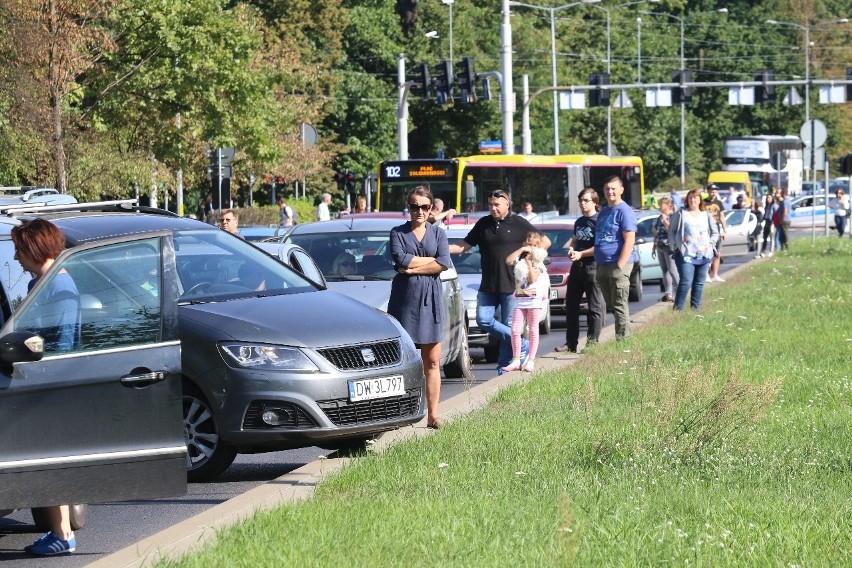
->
[[381, 160, 456, 181]]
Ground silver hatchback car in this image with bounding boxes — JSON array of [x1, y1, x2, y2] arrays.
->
[[281, 217, 473, 380]]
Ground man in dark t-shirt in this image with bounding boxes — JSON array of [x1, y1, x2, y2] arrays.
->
[[449, 190, 550, 372], [557, 187, 605, 353]]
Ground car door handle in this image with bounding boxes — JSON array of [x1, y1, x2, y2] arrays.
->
[[120, 371, 166, 388]]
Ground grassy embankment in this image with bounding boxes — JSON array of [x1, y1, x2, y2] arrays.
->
[[162, 237, 852, 567]]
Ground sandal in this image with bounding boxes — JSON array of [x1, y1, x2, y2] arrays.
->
[[522, 361, 535, 373], [501, 360, 522, 372], [427, 417, 444, 430]]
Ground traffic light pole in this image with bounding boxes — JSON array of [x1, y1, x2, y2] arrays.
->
[[501, 0, 515, 155], [398, 54, 410, 160], [217, 148, 222, 212]]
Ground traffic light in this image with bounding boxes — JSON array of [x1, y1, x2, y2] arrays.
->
[[345, 171, 356, 194], [455, 56, 476, 103], [847, 67, 852, 102], [411, 62, 432, 100], [588, 73, 610, 107], [838, 153, 852, 175], [672, 70, 693, 104], [333, 171, 346, 191], [754, 70, 776, 103], [434, 60, 454, 105]]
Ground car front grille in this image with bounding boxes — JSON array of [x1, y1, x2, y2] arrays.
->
[[549, 274, 565, 286], [243, 401, 319, 429], [317, 339, 401, 370], [317, 388, 422, 426]]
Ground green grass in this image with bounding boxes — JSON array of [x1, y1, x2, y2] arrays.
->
[[160, 237, 852, 567]]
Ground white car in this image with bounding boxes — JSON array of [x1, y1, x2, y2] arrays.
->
[[635, 214, 663, 282], [722, 208, 760, 255], [786, 195, 836, 229]]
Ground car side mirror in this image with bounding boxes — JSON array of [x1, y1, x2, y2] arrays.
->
[[0, 331, 45, 365], [635, 237, 646, 245]]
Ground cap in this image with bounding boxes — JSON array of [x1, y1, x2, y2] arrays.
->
[[707, 183, 719, 190]]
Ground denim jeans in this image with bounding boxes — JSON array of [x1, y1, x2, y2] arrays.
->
[[476, 291, 516, 368], [836, 215, 847, 237], [673, 252, 711, 310]]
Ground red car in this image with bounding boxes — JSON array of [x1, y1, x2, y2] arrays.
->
[[533, 221, 577, 316]]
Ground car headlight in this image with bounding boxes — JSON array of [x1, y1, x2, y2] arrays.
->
[[219, 343, 319, 371]]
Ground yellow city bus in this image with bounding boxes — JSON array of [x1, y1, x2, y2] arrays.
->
[[377, 154, 644, 216]]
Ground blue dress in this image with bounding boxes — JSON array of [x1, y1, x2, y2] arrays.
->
[[387, 222, 451, 344]]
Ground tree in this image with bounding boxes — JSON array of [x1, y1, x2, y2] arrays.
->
[[0, 0, 114, 192]]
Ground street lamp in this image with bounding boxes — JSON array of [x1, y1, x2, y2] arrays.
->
[[442, 0, 455, 63], [509, 0, 600, 155], [765, 18, 849, 126], [584, 0, 658, 156], [639, 8, 727, 189]]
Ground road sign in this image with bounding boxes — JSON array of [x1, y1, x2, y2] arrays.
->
[[800, 119, 827, 148], [803, 147, 825, 170], [770, 152, 787, 171], [479, 140, 502, 153]]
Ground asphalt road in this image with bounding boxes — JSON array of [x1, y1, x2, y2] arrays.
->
[[0, 253, 753, 566]]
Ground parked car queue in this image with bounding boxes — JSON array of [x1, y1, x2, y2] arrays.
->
[[0, 201, 429, 491]]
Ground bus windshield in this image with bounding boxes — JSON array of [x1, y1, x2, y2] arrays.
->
[[378, 155, 644, 216]]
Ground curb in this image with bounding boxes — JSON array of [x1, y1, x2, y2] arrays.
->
[[89, 259, 754, 567]]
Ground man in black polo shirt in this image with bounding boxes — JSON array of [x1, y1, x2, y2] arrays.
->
[[449, 190, 550, 373]]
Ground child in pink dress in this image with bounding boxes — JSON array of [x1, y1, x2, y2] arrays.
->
[[502, 231, 549, 373]]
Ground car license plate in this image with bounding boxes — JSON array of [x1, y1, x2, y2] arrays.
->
[[348, 375, 405, 402], [549, 289, 558, 300]]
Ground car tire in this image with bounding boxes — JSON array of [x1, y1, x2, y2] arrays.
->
[[483, 344, 500, 363], [539, 303, 551, 335], [183, 383, 237, 482], [442, 325, 474, 380], [629, 264, 643, 302], [32, 504, 88, 531]]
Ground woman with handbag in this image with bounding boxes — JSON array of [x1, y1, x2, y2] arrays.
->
[[668, 189, 720, 311]]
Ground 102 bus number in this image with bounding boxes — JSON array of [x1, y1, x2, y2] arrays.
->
[[384, 166, 401, 178]]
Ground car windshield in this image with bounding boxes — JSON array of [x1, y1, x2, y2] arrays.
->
[[446, 237, 482, 275], [539, 227, 574, 257], [636, 217, 655, 241], [286, 231, 399, 281], [725, 209, 747, 225], [174, 230, 318, 302]]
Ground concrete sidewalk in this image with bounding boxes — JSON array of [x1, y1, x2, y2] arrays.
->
[[90, 260, 753, 567]]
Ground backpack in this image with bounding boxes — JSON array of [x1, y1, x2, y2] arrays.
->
[[771, 207, 781, 228], [289, 206, 298, 225]]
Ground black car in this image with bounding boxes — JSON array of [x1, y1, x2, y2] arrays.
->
[[0, 201, 426, 482]]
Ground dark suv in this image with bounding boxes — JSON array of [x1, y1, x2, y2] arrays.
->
[[0, 202, 426, 481]]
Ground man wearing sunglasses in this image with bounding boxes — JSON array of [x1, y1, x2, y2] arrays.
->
[[448, 190, 551, 374]]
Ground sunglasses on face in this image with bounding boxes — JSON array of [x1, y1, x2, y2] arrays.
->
[[408, 203, 431, 212], [579, 198, 594, 203]]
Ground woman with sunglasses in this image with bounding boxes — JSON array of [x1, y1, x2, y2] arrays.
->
[[388, 186, 452, 429]]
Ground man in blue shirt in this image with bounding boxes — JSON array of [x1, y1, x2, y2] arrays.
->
[[594, 176, 638, 340]]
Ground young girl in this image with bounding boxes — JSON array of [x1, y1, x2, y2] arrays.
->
[[502, 231, 549, 373]]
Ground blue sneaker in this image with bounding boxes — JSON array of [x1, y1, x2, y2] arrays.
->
[[496, 366, 507, 376], [520, 339, 530, 367], [25, 531, 76, 556]]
